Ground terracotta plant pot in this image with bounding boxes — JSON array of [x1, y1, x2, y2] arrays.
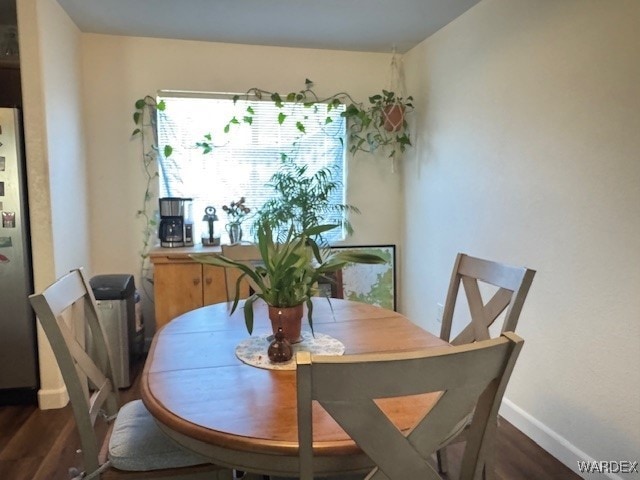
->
[[382, 104, 405, 132], [268, 304, 304, 343]]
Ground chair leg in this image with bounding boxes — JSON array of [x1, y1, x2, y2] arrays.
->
[[437, 447, 449, 474]]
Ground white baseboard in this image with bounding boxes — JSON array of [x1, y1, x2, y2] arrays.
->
[[500, 398, 624, 480], [37, 385, 69, 410]]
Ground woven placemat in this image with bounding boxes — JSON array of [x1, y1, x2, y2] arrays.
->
[[235, 332, 345, 370]]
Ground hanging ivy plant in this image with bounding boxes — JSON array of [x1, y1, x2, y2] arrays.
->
[[197, 79, 414, 161], [131, 96, 173, 290]]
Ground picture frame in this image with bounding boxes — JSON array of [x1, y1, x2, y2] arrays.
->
[[319, 244, 396, 311]]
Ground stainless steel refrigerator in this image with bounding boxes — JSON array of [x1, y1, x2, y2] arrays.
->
[[0, 107, 38, 404]]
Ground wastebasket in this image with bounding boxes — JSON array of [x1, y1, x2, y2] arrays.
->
[[89, 274, 144, 388]]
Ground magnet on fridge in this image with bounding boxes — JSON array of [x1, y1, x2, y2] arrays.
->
[[2, 211, 15, 228], [0, 237, 11, 247], [0, 253, 9, 263], [0, 157, 5, 171]]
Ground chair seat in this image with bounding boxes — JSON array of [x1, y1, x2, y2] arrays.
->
[[109, 400, 209, 471]]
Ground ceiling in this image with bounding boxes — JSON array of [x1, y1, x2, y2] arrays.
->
[[49, 0, 481, 54]]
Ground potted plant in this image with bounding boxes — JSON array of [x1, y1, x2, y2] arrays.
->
[[222, 196, 251, 244], [342, 89, 414, 160], [253, 156, 358, 240], [190, 223, 385, 342]]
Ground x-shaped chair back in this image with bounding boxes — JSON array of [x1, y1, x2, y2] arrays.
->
[[29, 268, 119, 474], [296, 333, 524, 480], [440, 253, 536, 345]]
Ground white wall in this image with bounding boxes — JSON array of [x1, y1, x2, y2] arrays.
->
[[402, 0, 640, 476], [17, 0, 91, 408], [79, 35, 402, 332]]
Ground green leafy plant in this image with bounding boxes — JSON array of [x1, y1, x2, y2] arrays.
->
[[190, 223, 385, 335], [198, 79, 414, 161], [253, 155, 358, 239], [131, 96, 173, 291], [343, 89, 414, 159]]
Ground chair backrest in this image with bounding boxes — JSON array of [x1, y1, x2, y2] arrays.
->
[[440, 253, 536, 345], [29, 268, 119, 475], [221, 243, 261, 301], [296, 333, 524, 480]]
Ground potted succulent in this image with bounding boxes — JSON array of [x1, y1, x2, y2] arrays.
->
[[190, 223, 385, 342]]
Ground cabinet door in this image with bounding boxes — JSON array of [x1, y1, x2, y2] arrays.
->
[[154, 263, 203, 328], [203, 265, 227, 305]]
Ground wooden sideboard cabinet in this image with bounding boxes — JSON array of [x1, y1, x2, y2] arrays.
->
[[150, 246, 226, 329]]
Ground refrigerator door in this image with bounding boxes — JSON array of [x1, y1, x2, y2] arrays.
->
[[0, 108, 38, 393]]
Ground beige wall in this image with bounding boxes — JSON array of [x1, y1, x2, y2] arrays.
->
[[17, 0, 91, 408], [403, 0, 640, 474], [79, 35, 402, 332]]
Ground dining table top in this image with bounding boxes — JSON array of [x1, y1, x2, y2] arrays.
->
[[140, 298, 449, 476]]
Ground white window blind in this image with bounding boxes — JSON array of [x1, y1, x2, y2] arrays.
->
[[157, 94, 347, 243]]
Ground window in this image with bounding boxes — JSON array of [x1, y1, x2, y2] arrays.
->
[[157, 93, 347, 243]]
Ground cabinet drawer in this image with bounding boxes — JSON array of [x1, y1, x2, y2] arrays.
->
[[154, 263, 203, 329]]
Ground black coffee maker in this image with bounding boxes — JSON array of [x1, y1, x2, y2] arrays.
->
[[159, 197, 191, 248]]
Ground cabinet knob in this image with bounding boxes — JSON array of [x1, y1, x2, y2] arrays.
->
[[193, 278, 201, 286], [205, 277, 213, 285]]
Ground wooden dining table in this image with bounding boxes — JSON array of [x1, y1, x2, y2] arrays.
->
[[141, 298, 449, 477]]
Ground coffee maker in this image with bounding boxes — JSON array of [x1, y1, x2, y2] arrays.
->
[[159, 197, 193, 248]]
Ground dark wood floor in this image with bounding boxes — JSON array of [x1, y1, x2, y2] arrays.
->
[[0, 360, 580, 480]]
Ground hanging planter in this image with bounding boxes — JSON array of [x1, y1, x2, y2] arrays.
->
[[382, 103, 406, 132]]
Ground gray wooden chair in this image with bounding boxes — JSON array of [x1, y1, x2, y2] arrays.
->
[[296, 333, 524, 480], [440, 253, 536, 345], [29, 268, 232, 480], [437, 253, 535, 473]]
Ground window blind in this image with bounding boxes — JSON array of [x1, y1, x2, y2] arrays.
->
[[157, 94, 347, 243]]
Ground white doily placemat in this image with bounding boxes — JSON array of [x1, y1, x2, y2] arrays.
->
[[235, 332, 345, 370]]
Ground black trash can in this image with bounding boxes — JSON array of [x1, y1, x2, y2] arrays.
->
[[89, 274, 144, 388]]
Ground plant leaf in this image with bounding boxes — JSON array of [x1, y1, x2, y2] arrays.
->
[[244, 294, 258, 334], [278, 112, 287, 125], [164, 145, 173, 157], [306, 297, 314, 336]]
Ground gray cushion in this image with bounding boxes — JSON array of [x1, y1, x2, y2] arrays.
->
[[109, 399, 208, 471]]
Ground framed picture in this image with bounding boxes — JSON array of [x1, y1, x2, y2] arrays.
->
[[319, 245, 396, 311]]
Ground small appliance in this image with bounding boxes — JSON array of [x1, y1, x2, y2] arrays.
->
[[159, 197, 192, 248], [201, 205, 220, 246]]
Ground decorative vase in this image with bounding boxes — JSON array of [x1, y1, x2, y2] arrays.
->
[[268, 304, 303, 344], [226, 222, 243, 244], [267, 327, 293, 363], [382, 104, 405, 132]]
